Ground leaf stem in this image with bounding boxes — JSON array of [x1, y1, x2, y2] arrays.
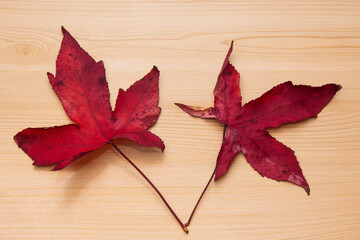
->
[[110, 142, 188, 234], [185, 126, 226, 227], [185, 167, 216, 227]]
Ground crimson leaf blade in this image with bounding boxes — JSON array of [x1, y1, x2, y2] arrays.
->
[[176, 42, 341, 193], [14, 27, 164, 170]]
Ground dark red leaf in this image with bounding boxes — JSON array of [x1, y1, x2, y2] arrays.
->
[[176, 42, 341, 194], [14, 27, 164, 170]]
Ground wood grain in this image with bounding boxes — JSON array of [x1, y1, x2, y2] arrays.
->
[[0, 1, 359, 239]]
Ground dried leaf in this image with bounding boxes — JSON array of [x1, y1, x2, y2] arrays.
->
[[176, 41, 341, 194], [14, 27, 164, 170]]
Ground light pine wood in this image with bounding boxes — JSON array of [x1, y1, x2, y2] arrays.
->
[[0, 1, 359, 239]]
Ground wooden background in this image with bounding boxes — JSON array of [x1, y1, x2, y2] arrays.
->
[[0, 1, 359, 239]]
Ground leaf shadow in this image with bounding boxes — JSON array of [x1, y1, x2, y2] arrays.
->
[[60, 145, 111, 205], [60, 138, 165, 206], [112, 138, 166, 164], [108, 138, 167, 193]]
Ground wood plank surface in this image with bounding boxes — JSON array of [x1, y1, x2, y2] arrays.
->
[[0, 1, 359, 239]]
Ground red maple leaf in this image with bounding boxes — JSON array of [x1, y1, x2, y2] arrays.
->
[[13, 28, 191, 232], [176, 41, 341, 195], [14, 27, 164, 170]]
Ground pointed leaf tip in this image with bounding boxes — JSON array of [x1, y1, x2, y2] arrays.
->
[[152, 66, 159, 76], [61, 26, 68, 35], [221, 40, 234, 73], [175, 103, 216, 119]]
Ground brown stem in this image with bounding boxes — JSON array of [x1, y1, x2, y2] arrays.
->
[[185, 167, 216, 227], [185, 126, 227, 227], [110, 142, 188, 234]]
